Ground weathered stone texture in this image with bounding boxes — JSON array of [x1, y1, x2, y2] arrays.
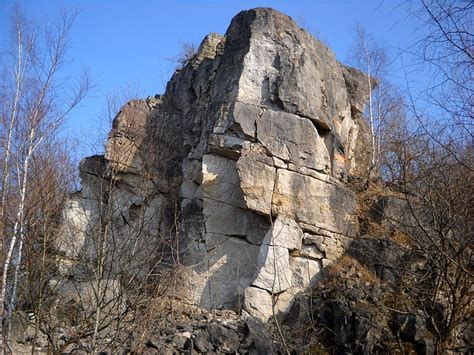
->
[[58, 7, 373, 323], [273, 169, 358, 237]]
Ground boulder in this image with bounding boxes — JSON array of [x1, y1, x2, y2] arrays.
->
[[207, 323, 240, 353]]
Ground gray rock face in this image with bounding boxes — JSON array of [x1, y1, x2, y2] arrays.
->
[[58, 8, 372, 322], [257, 110, 331, 172]]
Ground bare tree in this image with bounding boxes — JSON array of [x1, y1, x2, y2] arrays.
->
[[402, 0, 473, 170], [176, 41, 198, 68], [344, 4, 473, 351], [395, 7, 474, 346], [13, 90, 187, 352], [16, 138, 75, 352], [0, 6, 90, 351], [359, 1, 473, 350], [348, 25, 410, 178], [373, 134, 473, 351]]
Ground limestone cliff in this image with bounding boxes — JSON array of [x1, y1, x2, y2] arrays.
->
[[58, 8, 373, 322]]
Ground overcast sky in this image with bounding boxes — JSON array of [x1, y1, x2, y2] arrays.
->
[[0, 0, 422, 157]]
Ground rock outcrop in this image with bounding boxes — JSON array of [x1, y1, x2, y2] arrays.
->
[[58, 7, 373, 322]]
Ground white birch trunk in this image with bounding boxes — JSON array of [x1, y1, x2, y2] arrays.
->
[[0, 23, 26, 352]]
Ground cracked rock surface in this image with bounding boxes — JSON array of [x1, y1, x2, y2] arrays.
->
[[57, 7, 372, 322]]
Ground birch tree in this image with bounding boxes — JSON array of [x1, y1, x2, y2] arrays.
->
[[349, 25, 407, 177], [349, 26, 385, 172], [0, 7, 90, 351]]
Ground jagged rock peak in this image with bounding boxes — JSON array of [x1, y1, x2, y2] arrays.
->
[[193, 33, 226, 65], [58, 7, 374, 323]]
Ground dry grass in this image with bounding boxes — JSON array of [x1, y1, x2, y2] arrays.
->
[[390, 231, 413, 247], [325, 254, 379, 285]]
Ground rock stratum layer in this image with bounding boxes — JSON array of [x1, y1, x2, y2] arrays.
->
[[59, 8, 372, 322]]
